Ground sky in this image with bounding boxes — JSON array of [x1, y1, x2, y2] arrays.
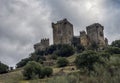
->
[[0, 0, 120, 67]]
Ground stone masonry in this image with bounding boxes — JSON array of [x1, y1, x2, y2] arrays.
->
[[52, 18, 74, 45], [34, 19, 108, 51], [34, 38, 49, 52], [86, 23, 108, 49], [52, 19, 108, 49]]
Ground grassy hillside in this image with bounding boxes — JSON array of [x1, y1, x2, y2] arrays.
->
[[0, 53, 120, 83], [0, 68, 24, 83], [0, 56, 78, 83]]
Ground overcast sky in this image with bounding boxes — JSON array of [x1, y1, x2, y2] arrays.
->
[[0, 0, 120, 67]]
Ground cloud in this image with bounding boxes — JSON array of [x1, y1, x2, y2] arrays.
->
[[0, 0, 52, 66], [0, 0, 119, 66]]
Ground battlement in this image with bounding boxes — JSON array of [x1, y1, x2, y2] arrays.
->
[[41, 38, 49, 44], [86, 23, 104, 30], [34, 38, 49, 51], [52, 18, 73, 28], [80, 31, 86, 36]]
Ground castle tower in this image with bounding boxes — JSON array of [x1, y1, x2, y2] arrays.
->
[[86, 23, 106, 48], [80, 31, 89, 47], [52, 18, 74, 45], [34, 38, 49, 51]]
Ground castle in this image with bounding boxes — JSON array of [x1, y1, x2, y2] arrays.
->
[[34, 18, 108, 51], [34, 38, 49, 52], [52, 19, 74, 45]]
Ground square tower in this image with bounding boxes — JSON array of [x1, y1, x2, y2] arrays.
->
[[86, 23, 106, 48], [52, 19, 74, 45]]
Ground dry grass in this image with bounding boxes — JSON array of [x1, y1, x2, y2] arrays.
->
[[67, 54, 77, 63]]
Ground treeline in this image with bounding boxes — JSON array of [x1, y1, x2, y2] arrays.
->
[[0, 39, 120, 81]]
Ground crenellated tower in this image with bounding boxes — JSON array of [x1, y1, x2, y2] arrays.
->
[[52, 18, 74, 45]]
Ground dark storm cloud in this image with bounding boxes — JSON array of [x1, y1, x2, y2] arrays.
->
[[101, 0, 120, 42], [0, 0, 119, 66], [45, 0, 120, 41], [0, 0, 52, 66]]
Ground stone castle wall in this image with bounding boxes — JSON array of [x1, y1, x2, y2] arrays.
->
[[34, 38, 49, 52], [52, 19, 108, 49], [86, 23, 106, 48], [52, 19, 73, 45], [34, 19, 108, 51], [80, 31, 89, 47]]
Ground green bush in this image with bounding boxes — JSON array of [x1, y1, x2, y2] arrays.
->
[[75, 50, 105, 74], [23, 61, 53, 79], [111, 40, 120, 48], [45, 45, 58, 54], [22, 61, 41, 79], [50, 54, 58, 60], [41, 67, 53, 78], [106, 46, 120, 54], [46, 44, 75, 57], [0, 61, 9, 74], [55, 44, 75, 57], [16, 58, 31, 68], [30, 53, 46, 62], [98, 52, 111, 60], [57, 57, 69, 67], [76, 44, 85, 53]]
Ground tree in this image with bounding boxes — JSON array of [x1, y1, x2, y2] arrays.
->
[[41, 67, 53, 77], [30, 53, 46, 63], [57, 57, 69, 67], [23, 61, 53, 79], [55, 44, 75, 57], [23, 61, 41, 79], [45, 45, 58, 54], [45, 44, 75, 57], [16, 58, 31, 68], [75, 50, 104, 74], [111, 40, 120, 48], [98, 52, 111, 60], [76, 44, 85, 53], [106, 46, 120, 54], [0, 61, 9, 74]]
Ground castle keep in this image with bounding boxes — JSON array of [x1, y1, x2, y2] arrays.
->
[[86, 23, 107, 48], [52, 19, 74, 45], [34, 18, 108, 51]]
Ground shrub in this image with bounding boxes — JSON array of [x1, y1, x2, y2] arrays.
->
[[75, 50, 105, 74], [22, 61, 41, 79], [45, 45, 58, 54], [16, 58, 31, 68], [98, 52, 111, 60], [23, 61, 53, 79], [50, 54, 58, 60], [55, 44, 75, 57], [46, 44, 75, 57], [111, 39, 120, 48], [0, 61, 9, 74], [30, 53, 46, 62], [35, 50, 45, 56], [57, 57, 69, 67], [76, 44, 85, 53], [106, 46, 120, 54], [41, 67, 53, 77]]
